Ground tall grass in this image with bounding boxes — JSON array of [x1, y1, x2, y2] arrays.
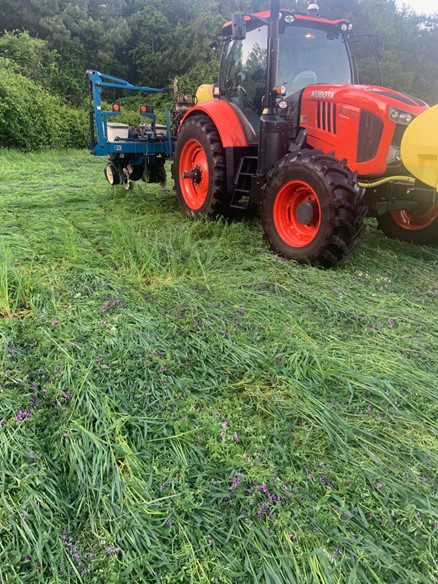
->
[[0, 149, 436, 583]]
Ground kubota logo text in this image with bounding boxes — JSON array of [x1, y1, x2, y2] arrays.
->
[[311, 90, 335, 99]]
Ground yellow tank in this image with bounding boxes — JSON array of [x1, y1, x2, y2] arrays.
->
[[401, 104, 438, 190], [195, 84, 214, 105]]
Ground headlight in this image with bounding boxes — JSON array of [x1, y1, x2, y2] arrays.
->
[[389, 107, 413, 125]]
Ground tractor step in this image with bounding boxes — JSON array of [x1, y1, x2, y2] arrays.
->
[[231, 156, 258, 209]]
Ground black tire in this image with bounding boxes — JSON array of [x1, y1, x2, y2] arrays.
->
[[377, 206, 438, 245], [172, 115, 230, 217], [104, 163, 121, 185], [129, 163, 144, 182], [261, 150, 367, 268]]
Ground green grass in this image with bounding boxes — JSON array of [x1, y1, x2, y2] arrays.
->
[[0, 149, 437, 583]]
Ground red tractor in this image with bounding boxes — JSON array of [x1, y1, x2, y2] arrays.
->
[[172, 1, 438, 267]]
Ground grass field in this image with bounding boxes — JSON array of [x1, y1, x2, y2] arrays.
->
[[0, 149, 437, 583]]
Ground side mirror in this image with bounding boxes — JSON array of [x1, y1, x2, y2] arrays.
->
[[372, 35, 385, 60], [232, 13, 246, 40]]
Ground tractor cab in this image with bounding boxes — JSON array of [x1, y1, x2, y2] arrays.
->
[[220, 10, 381, 138]]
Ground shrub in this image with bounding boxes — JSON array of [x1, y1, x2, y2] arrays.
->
[[0, 58, 87, 150]]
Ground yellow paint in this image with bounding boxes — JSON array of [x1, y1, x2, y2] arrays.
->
[[401, 104, 438, 190], [195, 84, 214, 104]]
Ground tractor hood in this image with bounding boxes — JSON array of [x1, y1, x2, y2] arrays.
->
[[300, 83, 430, 177], [305, 83, 428, 120]]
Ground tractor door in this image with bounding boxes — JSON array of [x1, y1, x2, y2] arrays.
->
[[220, 24, 268, 133]]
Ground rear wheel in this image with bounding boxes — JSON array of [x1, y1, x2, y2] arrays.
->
[[172, 115, 230, 217], [377, 205, 438, 245], [261, 150, 366, 268]]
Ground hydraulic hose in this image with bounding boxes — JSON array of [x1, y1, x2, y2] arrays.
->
[[358, 176, 415, 189]]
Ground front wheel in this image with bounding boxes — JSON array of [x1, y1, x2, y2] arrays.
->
[[261, 150, 366, 268], [172, 115, 230, 217], [377, 205, 438, 245]]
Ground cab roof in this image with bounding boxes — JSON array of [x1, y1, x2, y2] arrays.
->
[[222, 9, 349, 35]]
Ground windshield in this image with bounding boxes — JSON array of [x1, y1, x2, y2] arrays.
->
[[221, 22, 352, 114]]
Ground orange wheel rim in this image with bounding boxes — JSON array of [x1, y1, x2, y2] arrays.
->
[[273, 180, 321, 247], [179, 139, 209, 210], [390, 204, 438, 231]]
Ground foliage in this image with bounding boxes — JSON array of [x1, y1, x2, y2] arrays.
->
[[307, 0, 438, 104], [0, 31, 59, 92], [0, 58, 87, 150], [0, 149, 437, 582]]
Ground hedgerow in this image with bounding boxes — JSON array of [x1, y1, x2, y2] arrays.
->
[[0, 58, 87, 151]]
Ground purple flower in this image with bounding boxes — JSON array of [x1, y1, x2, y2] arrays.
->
[[375, 482, 383, 490], [105, 546, 121, 555], [165, 519, 173, 527], [233, 432, 241, 443], [230, 473, 244, 490], [260, 482, 274, 503], [16, 409, 32, 421], [60, 391, 72, 400], [28, 451, 40, 463], [257, 501, 271, 519], [319, 475, 334, 489], [221, 420, 228, 430], [100, 297, 121, 313]]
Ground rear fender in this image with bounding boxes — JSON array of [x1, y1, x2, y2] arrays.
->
[[179, 101, 254, 147]]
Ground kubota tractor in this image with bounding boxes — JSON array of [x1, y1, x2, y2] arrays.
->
[[172, 0, 438, 267]]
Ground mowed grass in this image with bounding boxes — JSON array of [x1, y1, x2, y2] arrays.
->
[[0, 149, 437, 583]]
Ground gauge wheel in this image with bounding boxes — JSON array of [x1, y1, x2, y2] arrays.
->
[[377, 205, 438, 245], [172, 115, 231, 217], [105, 163, 121, 185], [261, 150, 367, 268]]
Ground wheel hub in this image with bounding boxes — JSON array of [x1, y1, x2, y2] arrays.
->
[[295, 200, 317, 226], [182, 165, 202, 184]]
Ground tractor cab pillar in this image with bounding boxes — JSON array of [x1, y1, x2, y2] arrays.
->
[[256, 0, 289, 176]]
